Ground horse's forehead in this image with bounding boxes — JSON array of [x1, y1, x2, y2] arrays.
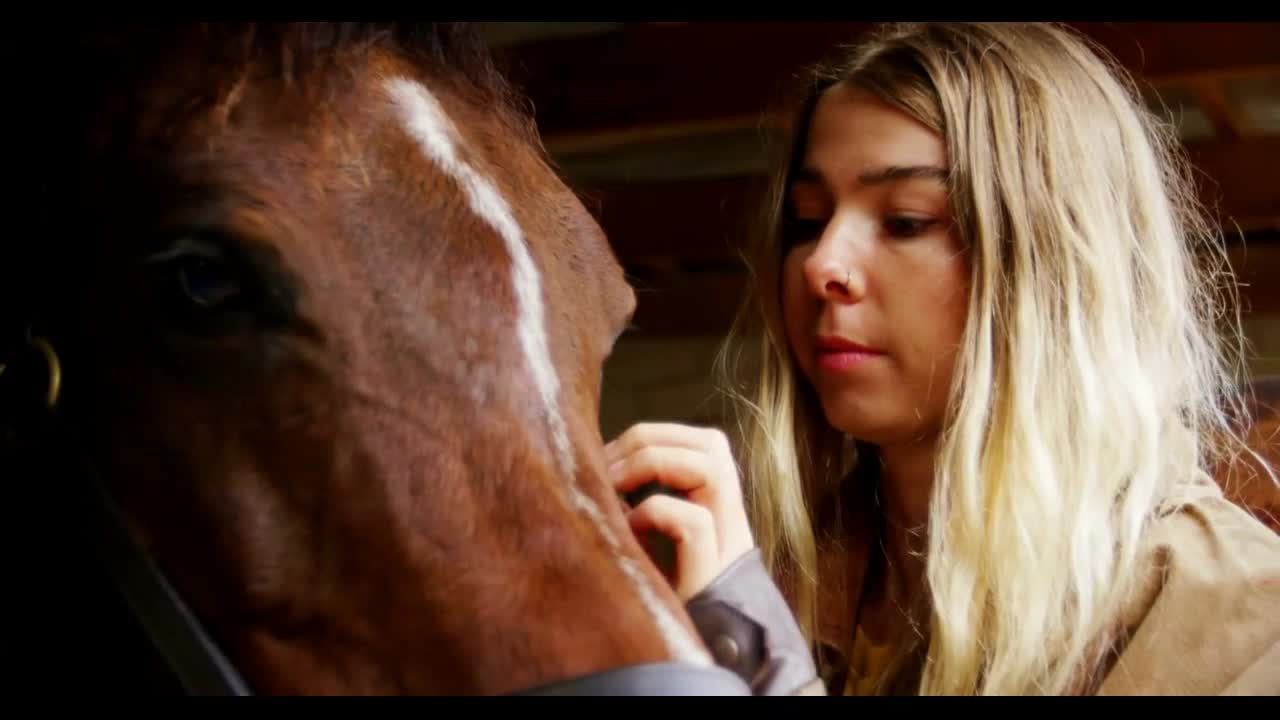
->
[[382, 73, 575, 454], [369, 72, 559, 236], [369, 72, 629, 332]]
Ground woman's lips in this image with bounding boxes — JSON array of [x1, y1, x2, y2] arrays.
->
[[815, 335, 885, 372]]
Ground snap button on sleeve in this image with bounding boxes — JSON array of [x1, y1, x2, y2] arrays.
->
[[712, 634, 741, 666]]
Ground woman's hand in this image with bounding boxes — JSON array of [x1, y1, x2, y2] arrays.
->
[[605, 422, 755, 602]]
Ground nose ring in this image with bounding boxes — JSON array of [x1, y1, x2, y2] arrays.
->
[[843, 271, 852, 292]]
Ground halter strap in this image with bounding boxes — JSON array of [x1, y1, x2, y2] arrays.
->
[[4, 332, 253, 696], [83, 467, 254, 696]]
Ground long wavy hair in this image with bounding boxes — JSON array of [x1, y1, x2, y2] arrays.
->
[[716, 21, 1261, 695]]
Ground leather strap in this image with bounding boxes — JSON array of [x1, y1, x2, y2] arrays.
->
[[50, 408, 254, 696], [84, 473, 254, 696]]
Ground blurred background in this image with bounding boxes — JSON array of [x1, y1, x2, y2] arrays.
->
[[477, 22, 1280, 439]]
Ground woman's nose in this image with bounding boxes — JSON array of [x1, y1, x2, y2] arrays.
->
[[804, 226, 866, 303]]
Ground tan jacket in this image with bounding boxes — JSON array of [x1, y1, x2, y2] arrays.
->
[[1095, 493, 1280, 695], [1093, 376, 1280, 694], [689, 488, 1280, 695]]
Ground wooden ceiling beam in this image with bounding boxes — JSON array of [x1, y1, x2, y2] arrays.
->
[[1184, 78, 1246, 140], [498, 22, 1280, 141], [1228, 238, 1280, 316], [627, 269, 748, 337], [581, 175, 770, 265], [1080, 22, 1280, 86], [1186, 136, 1280, 231], [496, 22, 877, 139]]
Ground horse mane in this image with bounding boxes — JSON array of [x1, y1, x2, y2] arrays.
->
[[67, 22, 533, 131], [71, 22, 516, 98], [2, 22, 538, 168]]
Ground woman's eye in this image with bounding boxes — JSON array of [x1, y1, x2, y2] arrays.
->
[[786, 217, 827, 244], [884, 216, 936, 238]]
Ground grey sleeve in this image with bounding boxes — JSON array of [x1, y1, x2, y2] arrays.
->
[[685, 548, 827, 696]]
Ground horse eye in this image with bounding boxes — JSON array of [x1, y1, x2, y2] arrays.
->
[[175, 255, 241, 308], [145, 236, 243, 311]]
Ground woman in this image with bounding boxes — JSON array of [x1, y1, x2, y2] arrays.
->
[[608, 21, 1280, 695]]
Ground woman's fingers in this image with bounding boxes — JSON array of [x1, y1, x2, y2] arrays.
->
[[627, 493, 720, 601], [607, 421, 757, 598], [605, 422, 731, 467], [606, 423, 742, 506], [608, 444, 717, 497]]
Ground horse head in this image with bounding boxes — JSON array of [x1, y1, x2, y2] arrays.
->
[[1, 23, 733, 695]]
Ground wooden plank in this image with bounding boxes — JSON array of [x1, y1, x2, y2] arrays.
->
[[1228, 235, 1280, 315], [499, 22, 1280, 140], [1186, 78, 1245, 140], [584, 175, 772, 264], [626, 268, 747, 337], [497, 22, 876, 139], [1077, 22, 1280, 85], [1186, 136, 1280, 231]]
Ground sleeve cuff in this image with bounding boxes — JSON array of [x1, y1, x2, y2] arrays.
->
[[685, 548, 823, 696]]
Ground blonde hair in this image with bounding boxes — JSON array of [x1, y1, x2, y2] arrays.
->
[[716, 21, 1260, 695]]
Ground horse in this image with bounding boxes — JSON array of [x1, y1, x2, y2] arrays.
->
[[0, 23, 744, 696]]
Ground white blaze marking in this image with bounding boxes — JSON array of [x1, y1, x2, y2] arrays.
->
[[384, 77, 709, 667]]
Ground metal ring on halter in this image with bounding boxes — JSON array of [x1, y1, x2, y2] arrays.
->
[[28, 335, 62, 409]]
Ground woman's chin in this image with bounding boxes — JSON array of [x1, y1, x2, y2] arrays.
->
[[824, 401, 926, 448]]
